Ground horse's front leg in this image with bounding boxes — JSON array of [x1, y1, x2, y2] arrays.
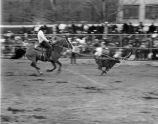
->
[[56, 60, 62, 72], [30, 62, 43, 75], [47, 61, 56, 72]]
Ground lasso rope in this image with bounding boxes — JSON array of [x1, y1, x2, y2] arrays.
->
[[73, 49, 132, 61]]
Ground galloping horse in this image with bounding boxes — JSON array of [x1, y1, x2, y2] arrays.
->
[[11, 37, 72, 75]]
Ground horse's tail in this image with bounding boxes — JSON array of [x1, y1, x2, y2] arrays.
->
[[10, 48, 26, 59]]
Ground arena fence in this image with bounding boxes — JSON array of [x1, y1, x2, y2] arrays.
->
[[1, 34, 158, 60]]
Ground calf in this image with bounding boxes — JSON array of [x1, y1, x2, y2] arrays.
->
[[95, 57, 120, 75]]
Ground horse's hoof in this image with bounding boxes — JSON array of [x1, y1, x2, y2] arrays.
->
[[46, 69, 53, 72]]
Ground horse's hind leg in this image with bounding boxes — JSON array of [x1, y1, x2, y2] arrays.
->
[[31, 62, 40, 70], [47, 61, 56, 72], [56, 60, 62, 72]]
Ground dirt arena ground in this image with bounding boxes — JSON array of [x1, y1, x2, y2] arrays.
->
[[1, 58, 158, 124]]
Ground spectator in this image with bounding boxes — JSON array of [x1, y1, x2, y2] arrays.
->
[[70, 42, 80, 64], [151, 32, 158, 59], [133, 37, 141, 47], [56, 24, 60, 34], [128, 22, 134, 34], [138, 22, 144, 34], [71, 23, 76, 34], [148, 23, 157, 33], [99, 24, 104, 34], [122, 23, 129, 34], [111, 24, 118, 33], [152, 31, 158, 39]]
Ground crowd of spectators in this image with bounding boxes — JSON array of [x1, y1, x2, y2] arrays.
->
[[1, 22, 158, 60], [52, 22, 158, 34]]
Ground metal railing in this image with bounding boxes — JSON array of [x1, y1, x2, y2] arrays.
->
[[1, 34, 158, 60]]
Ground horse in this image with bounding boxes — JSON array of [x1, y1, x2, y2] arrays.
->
[[11, 37, 72, 75]]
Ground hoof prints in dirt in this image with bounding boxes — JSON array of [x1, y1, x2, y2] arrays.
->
[[7, 107, 25, 114], [31, 78, 45, 81], [56, 81, 68, 83], [5, 72, 15, 76], [142, 96, 158, 100], [48, 82, 52, 83], [1, 115, 47, 123], [3, 107, 47, 123], [76, 86, 105, 93], [140, 111, 151, 114], [29, 73, 40, 76], [1, 115, 13, 122], [7, 107, 46, 113], [32, 115, 47, 119], [1, 115, 19, 122], [142, 91, 158, 100], [33, 108, 46, 112], [111, 80, 122, 83]]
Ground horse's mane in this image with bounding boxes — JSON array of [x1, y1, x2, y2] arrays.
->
[[52, 38, 72, 49], [51, 36, 73, 49]]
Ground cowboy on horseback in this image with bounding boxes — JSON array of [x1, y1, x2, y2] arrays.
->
[[37, 25, 52, 61], [11, 26, 73, 75]]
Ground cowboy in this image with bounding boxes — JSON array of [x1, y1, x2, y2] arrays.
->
[[101, 47, 110, 57], [94, 42, 117, 63], [94, 44, 103, 58], [70, 42, 80, 64], [100, 42, 110, 56], [94, 42, 109, 58], [37, 26, 52, 61]]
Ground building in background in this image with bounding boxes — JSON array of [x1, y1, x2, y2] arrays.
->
[[118, 0, 158, 25]]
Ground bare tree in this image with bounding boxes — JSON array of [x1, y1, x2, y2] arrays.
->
[[2, 0, 128, 24]]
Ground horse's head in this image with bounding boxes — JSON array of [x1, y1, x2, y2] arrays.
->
[[52, 36, 73, 49]]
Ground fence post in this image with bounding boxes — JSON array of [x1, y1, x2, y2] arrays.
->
[[148, 34, 153, 60], [103, 22, 108, 39], [120, 34, 123, 47]]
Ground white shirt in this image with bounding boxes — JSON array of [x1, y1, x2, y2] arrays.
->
[[94, 47, 103, 56], [153, 40, 158, 47], [72, 45, 80, 53], [152, 33, 158, 38], [37, 30, 49, 44]]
